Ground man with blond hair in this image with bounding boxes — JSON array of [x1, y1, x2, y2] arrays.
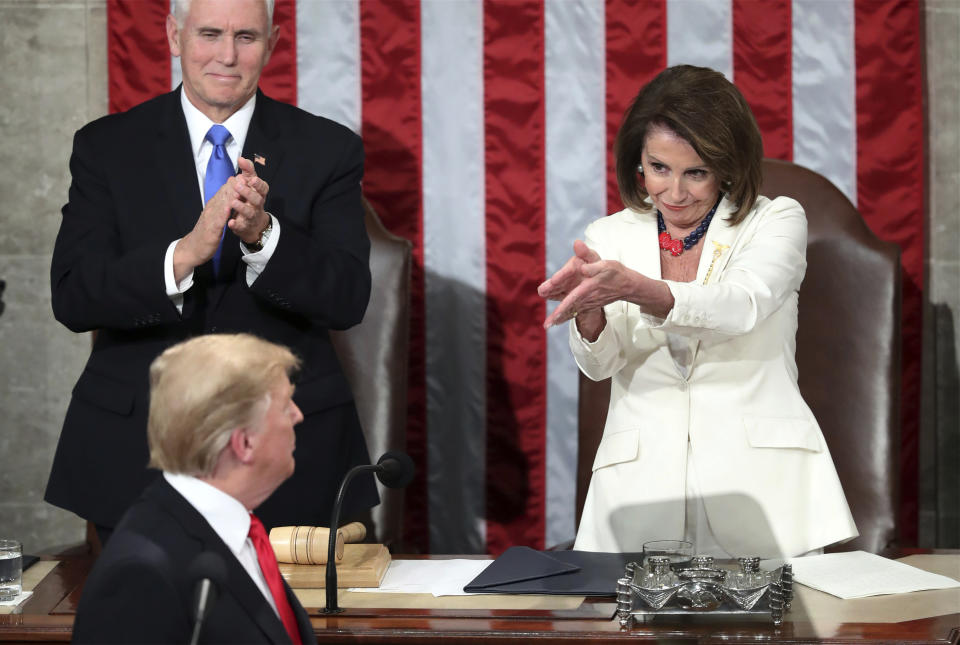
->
[[74, 334, 317, 645], [47, 0, 377, 543]]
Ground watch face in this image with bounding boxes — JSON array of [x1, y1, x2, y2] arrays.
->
[[250, 221, 271, 252]]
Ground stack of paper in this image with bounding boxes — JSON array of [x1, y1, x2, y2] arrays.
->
[[773, 551, 960, 599], [349, 559, 493, 596]]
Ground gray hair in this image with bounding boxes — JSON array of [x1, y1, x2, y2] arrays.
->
[[173, 0, 275, 29]]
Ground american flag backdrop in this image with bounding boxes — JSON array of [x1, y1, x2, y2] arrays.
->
[[106, 0, 924, 554]]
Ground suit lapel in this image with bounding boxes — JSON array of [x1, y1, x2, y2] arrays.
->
[[241, 90, 285, 192], [156, 90, 204, 237], [623, 209, 662, 279], [688, 195, 743, 367], [695, 195, 739, 286], [153, 480, 294, 645], [285, 583, 316, 644]]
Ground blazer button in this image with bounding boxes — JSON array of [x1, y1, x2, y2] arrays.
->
[[678, 381, 688, 392]]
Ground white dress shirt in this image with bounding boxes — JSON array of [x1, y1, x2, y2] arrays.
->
[[163, 472, 281, 618], [163, 89, 281, 312]]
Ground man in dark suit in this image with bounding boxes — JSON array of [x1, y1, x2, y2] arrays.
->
[[46, 0, 377, 539], [74, 334, 317, 644]]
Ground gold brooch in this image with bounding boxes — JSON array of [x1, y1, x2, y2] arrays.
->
[[702, 241, 730, 284]]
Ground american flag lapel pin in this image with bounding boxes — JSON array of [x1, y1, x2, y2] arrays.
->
[[253, 153, 267, 167]]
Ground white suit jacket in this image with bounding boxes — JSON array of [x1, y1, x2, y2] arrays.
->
[[571, 195, 857, 558]]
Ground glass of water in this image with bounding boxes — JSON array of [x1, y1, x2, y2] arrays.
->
[[642, 539, 694, 570], [0, 540, 22, 601]]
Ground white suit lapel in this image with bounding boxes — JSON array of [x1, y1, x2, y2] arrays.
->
[[620, 208, 662, 279], [696, 195, 739, 285], [688, 195, 742, 368]]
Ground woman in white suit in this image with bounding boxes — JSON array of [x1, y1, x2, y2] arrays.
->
[[539, 65, 857, 558]]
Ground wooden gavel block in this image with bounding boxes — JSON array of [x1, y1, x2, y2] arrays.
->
[[269, 522, 367, 565]]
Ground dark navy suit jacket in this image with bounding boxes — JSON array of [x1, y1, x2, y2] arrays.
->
[[46, 89, 377, 529], [73, 478, 318, 644]]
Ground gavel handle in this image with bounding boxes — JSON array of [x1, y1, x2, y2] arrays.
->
[[338, 521, 366, 544]]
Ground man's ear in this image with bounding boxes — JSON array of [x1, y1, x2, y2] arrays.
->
[[263, 23, 281, 64], [228, 426, 256, 464], [166, 14, 182, 57]]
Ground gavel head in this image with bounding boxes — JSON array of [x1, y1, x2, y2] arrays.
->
[[269, 526, 344, 565]]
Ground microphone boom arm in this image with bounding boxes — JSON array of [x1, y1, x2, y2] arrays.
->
[[324, 464, 377, 614], [323, 452, 414, 614]]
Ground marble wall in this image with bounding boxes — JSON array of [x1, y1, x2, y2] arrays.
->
[[0, 0, 956, 553], [0, 0, 107, 553], [920, 0, 960, 548]]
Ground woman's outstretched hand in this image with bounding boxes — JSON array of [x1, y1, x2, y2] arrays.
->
[[539, 240, 625, 330]]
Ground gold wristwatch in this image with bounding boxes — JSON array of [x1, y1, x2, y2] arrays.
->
[[247, 217, 273, 252]]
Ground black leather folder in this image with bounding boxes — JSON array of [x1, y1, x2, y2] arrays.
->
[[464, 547, 642, 596]]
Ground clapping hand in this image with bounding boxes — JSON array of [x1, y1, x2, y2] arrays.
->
[[228, 157, 270, 244]]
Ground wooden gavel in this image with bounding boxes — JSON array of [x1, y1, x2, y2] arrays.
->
[[269, 522, 367, 565]]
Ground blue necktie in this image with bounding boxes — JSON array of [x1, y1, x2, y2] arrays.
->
[[204, 124, 234, 276]]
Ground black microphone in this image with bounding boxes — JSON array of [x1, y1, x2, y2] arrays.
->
[[324, 451, 415, 614], [373, 451, 415, 489], [187, 551, 228, 645]]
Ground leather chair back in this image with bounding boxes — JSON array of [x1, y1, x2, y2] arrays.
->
[[576, 159, 901, 555], [330, 197, 412, 549], [86, 199, 413, 556]]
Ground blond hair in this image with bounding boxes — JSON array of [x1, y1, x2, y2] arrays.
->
[[148, 334, 299, 476]]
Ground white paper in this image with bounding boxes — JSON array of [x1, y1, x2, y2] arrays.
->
[[348, 559, 493, 596], [0, 590, 32, 607], [766, 551, 960, 599]]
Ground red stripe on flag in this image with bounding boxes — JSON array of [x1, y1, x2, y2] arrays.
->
[[259, 0, 297, 105], [855, 0, 923, 546], [732, 0, 792, 160], [359, 0, 427, 553], [605, 0, 667, 214], [483, 0, 547, 555], [107, 0, 169, 114]]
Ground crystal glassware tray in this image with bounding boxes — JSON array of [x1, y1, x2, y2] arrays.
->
[[615, 556, 794, 627]]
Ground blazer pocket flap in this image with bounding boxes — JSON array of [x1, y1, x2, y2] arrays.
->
[[72, 370, 135, 416], [744, 416, 822, 452], [592, 429, 640, 471], [294, 372, 355, 416]]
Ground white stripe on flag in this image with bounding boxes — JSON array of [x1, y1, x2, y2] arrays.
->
[[171, 0, 181, 90], [422, 0, 487, 553], [544, 0, 606, 548], [792, 0, 857, 205], [667, 0, 733, 80], [296, 0, 361, 133]]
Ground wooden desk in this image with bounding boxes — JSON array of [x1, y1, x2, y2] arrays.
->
[[1, 554, 957, 644]]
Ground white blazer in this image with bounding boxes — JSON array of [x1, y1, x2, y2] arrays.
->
[[571, 195, 857, 558]]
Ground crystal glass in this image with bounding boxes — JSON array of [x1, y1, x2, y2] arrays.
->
[[724, 556, 769, 610], [642, 539, 693, 570], [0, 540, 22, 601], [633, 556, 680, 609], [690, 555, 715, 568]]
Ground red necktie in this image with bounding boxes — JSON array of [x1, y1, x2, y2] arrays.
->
[[248, 514, 303, 645]]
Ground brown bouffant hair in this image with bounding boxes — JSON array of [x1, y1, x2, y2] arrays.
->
[[614, 65, 764, 224], [147, 333, 300, 477]]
